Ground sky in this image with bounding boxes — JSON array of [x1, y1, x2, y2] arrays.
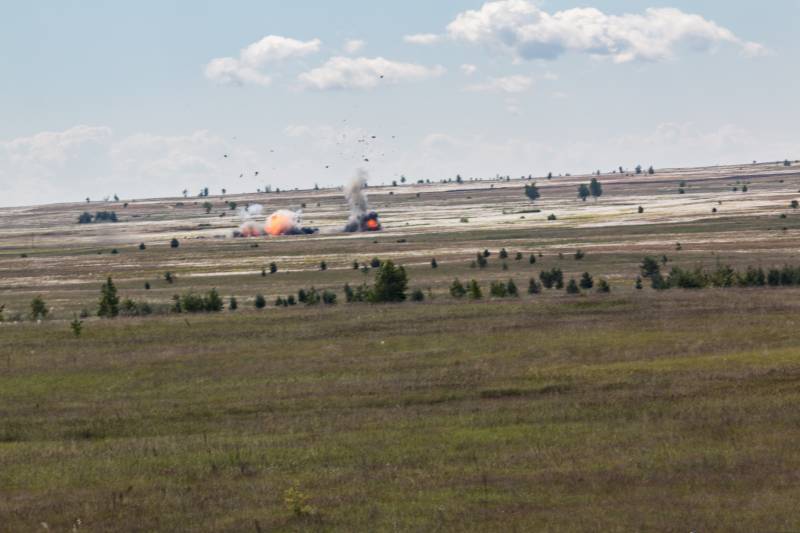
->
[[1, 0, 798, 207]]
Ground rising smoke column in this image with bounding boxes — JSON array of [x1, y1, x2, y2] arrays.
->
[[344, 169, 381, 232]]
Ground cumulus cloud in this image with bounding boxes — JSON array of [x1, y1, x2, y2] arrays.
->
[[404, 33, 442, 45], [298, 56, 445, 90], [205, 35, 321, 86], [445, 1, 766, 63], [460, 64, 478, 75], [466, 75, 533, 93], [343, 39, 366, 54]]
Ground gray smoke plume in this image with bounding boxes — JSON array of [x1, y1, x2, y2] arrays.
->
[[343, 169, 382, 232]]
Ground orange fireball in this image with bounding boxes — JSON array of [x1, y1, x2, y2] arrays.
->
[[265, 211, 296, 236], [366, 218, 379, 230]]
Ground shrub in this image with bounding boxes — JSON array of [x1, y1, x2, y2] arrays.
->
[[164, 272, 174, 284], [596, 279, 610, 293], [202, 201, 213, 214], [476, 252, 488, 268], [666, 267, 708, 289], [515, 252, 523, 261], [319, 261, 327, 271], [30, 296, 48, 320], [70, 316, 83, 337], [528, 279, 541, 294], [229, 297, 238, 310], [78, 212, 93, 224], [120, 299, 153, 317], [431, 258, 438, 269], [178, 289, 223, 313], [638, 206, 644, 214], [371, 260, 408, 302], [547, 214, 557, 221], [170, 238, 180, 248], [254, 294, 267, 309], [97, 277, 119, 318], [450, 279, 467, 298], [640, 256, 661, 279], [482, 249, 491, 258], [499, 248, 509, 259], [539, 268, 563, 289], [579, 272, 594, 289], [589, 178, 603, 200], [566, 279, 580, 294], [352, 260, 360, 270], [635, 276, 643, 290], [529, 254, 536, 265], [574, 250, 585, 260], [370, 257, 382, 268], [322, 290, 337, 305], [578, 184, 590, 201], [411, 288, 425, 302], [490, 281, 508, 298], [506, 279, 518, 297], [792, 200, 799, 209], [269, 262, 278, 274], [138, 243, 146, 250], [467, 280, 482, 299], [524, 183, 540, 202]]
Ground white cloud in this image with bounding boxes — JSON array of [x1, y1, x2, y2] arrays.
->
[[445, 1, 766, 63], [343, 39, 366, 54], [543, 71, 558, 81], [460, 64, 478, 75], [466, 74, 533, 93], [205, 35, 321, 86], [404, 33, 442, 45], [298, 56, 445, 90]]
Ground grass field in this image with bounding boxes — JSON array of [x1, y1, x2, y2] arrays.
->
[[3, 163, 800, 531]]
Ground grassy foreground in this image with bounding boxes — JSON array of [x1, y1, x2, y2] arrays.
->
[[2, 289, 800, 532]]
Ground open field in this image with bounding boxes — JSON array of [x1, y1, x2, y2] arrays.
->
[[3, 162, 800, 531]]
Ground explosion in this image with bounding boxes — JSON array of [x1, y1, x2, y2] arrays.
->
[[265, 209, 316, 236], [344, 169, 382, 232], [234, 205, 317, 237]]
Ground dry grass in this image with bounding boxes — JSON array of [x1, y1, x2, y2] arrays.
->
[[3, 163, 800, 531]]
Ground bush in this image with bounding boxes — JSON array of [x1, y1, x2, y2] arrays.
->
[[467, 280, 482, 299], [431, 258, 438, 269], [490, 281, 508, 298], [547, 214, 557, 221], [574, 250, 585, 260], [138, 243, 146, 250], [78, 212, 93, 224], [640, 256, 661, 279], [476, 252, 488, 268], [635, 276, 643, 290], [791, 200, 799, 209], [666, 267, 708, 289], [352, 260, 360, 270], [506, 279, 518, 297], [270, 262, 278, 274], [97, 277, 119, 318], [483, 249, 491, 258], [370, 257, 382, 268], [524, 278, 539, 294], [529, 254, 536, 265], [638, 206, 644, 214], [170, 238, 180, 248], [229, 297, 238, 310], [596, 279, 610, 293], [30, 296, 48, 320], [411, 288, 425, 302], [319, 261, 327, 271], [178, 289, 223, 313], [254, 294, 267, 309], [515, 252, 523, 261], [579, 272, 594, 290], [120, 299, 153, 317], [371, 260, 408, 302], [450, 279, 466, 298], [539, 268, 563, 289], [322, 291, 337, 305], [566, 279, 580, 294], [164, 272, 175, 284], [499, 248, 509, 259]]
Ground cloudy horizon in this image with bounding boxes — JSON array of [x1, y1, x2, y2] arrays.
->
[[1, 0, 798, 207]]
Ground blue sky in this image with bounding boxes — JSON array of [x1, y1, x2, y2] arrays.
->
[[1, 0, 798, 207]]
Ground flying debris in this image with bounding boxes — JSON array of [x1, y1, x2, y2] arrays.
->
[[344, 169, 382, 232]]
